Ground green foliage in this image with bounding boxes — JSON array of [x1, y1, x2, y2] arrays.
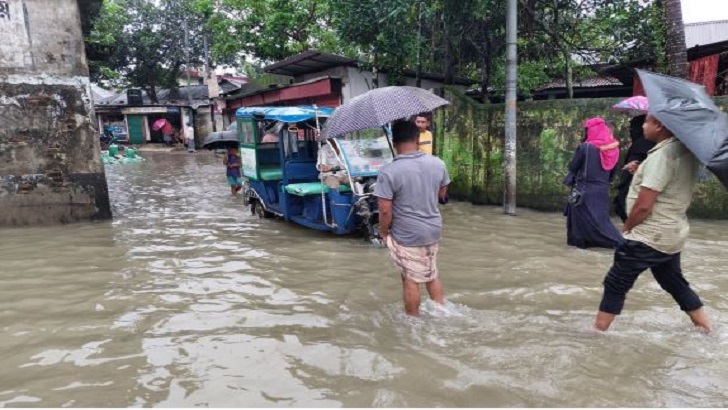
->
[[87, 0, 216, 101], [649, 1, 668, 73], [200, 0, 353, 64], [328, 0, 418, 77], [85, 0, 664, 99], [516, 0, 657, 96]]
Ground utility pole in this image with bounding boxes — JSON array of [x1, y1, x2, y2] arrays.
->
[[504, 0, 517, 215], [415, 0, 424, 88], [204, 32, 216, 131], [183, 16, 192, 106]]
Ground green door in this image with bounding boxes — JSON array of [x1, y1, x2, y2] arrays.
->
[[127, 115, 144, 144]]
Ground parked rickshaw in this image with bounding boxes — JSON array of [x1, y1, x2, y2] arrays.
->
[[236, 106, 394, 243]]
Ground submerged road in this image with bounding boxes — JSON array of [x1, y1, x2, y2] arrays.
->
[[1, 152, 727, 406]]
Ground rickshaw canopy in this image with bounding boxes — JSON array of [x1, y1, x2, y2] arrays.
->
[[235, 106, 335, 123]]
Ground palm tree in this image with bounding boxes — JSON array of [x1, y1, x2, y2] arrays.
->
[[664, 0, 688, 78]]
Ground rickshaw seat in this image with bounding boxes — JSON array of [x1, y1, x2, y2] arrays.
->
[[259, 165, 283, 181], [284, 182, 351, 196]]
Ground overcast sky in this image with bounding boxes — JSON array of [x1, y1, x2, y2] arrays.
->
[[682, 0, 728, 23]]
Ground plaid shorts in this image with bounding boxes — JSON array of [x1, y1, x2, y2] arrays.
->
[[386, 236, 439, 283]]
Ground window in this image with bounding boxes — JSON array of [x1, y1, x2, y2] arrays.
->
[[238, 119, 256, 145]]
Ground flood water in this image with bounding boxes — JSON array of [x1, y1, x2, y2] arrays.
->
[[1, 152, 728, 407]]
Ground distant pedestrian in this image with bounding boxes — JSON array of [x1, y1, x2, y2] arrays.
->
[[414, 113, 433, 155], [184, 122, 195, 153], [223, 147, 242, 195], [563, 117, 622, 249], [613, 115, 656, 222], [594, 114, 711, 333], [374, 119, 450, 316], [162, 122, 175, 146]]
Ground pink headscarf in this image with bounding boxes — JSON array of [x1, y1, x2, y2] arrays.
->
[[584, 117, 619, 171]]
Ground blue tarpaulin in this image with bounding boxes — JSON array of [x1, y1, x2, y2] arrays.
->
[[235, 106, 335, 123]]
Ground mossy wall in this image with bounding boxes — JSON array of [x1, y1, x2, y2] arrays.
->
[[434, 88, 728, 219]]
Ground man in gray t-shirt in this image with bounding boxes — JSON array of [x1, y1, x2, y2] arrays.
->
[[374, 120, 450, 316]]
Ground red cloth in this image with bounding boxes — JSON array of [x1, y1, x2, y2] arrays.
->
[[584, 117, 619, 171], [162, 123, 173, 135], [689, 55, 719, 96], [632, 75, 645, 97]]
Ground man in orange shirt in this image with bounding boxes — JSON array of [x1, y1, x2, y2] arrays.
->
[[414, 113, 433, 155]]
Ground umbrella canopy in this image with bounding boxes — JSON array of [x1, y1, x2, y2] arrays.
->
[[637, 69, 728, 189], [610, 96, 649, 116], [152, 118, 170, 131], [202, 133, 238, 150], [321, 86, 450, 140]]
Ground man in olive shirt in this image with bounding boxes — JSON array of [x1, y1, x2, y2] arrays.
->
[[594, 114, 711, 332]]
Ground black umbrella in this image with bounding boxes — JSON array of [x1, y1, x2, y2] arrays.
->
[[637, 69, 728, 189], [321, 86, 450, 140], [202, 133, 238, 150]]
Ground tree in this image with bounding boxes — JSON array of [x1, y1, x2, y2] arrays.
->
[[664, 0, 688, 78], [87, 0, 211, 103], [462, 0, 506, 100], [517, 0, 657, 98], [329, 0, 419, 86], [199, 0, 351, 65]]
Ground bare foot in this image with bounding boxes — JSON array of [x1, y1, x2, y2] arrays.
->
[[687, 308, 712, 334], [594, 311, 616, 332]]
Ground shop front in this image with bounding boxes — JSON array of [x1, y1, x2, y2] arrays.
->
[[121, 106, 185, 144]]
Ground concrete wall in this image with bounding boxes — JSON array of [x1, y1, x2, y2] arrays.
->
[[193, 106, 214, 146], [0, 0, 111, 226], [435, 88, 728, 219]]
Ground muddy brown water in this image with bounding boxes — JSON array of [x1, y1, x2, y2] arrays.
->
[[1, 152, 727, 407]]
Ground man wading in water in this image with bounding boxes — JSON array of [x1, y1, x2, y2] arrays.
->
[[374, 120, 450, 316], [594, 114, 712, 332]]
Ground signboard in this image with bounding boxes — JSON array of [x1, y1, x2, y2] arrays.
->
[[240, 148, 257, 178], [121, 106, 169, 115], [0, 0, 33, 69]]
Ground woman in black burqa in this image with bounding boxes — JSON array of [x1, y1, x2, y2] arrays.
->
[[612, 115, 656, 222], [563, 117, 623, 249]]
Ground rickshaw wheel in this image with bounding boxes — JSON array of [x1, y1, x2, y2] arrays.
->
[[253, 201, 272, 219], [241, 182, 251, 206]]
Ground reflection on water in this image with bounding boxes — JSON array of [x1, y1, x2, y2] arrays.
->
[[1, 152, 727, 407]]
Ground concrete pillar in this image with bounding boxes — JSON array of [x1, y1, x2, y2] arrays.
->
[[0, 0, 111, 226]]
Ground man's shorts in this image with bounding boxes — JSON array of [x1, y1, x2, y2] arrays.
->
[[386, 236, 439, 283], [227, 176, 242, 186]]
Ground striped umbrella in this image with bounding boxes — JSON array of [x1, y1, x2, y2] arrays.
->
[[321, 86, 450, 140]]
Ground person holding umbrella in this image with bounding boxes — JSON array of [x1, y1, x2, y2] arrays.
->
[[594, 70, 722, 333], [612, 115, 655, 222], [609, 96, 655, 222], [152, 119, 176, 146], [374, 120, 450, 317], [322, 86, 452, 317]]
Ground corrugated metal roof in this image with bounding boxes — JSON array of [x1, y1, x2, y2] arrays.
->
[[265, 50, 358, 76], [96, 85, 211, 106], [265, 50, 475, 86], [685, 20, 728, 49]]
